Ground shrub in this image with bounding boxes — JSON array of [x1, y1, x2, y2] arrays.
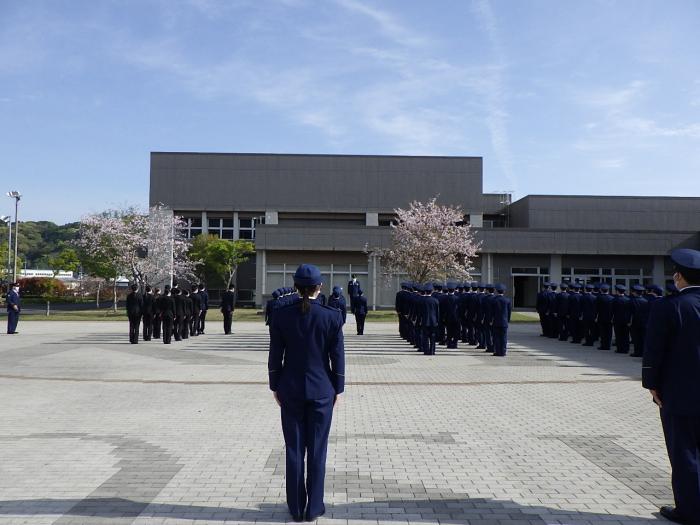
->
[[17, 277, 69, 297]]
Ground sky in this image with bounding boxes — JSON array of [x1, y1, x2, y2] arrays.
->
[[2, 0, 700, 224]]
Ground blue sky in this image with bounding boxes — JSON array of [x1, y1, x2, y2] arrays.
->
[[2, 0, 700, 224]]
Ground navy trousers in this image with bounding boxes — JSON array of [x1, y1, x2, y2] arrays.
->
[[355, 314, 366, 335], [598, 322, 613, 349], [128, 314, 141, 344], [7, 309, 19, 333], [280, 396, 334, 519], [492, 326, 508, 356], [661, 409, 700, 524]]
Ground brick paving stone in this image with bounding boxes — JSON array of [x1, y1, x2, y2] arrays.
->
[[0, 321, 671, 524]]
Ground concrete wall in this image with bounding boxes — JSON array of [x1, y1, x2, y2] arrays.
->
[[150, 152, 484, 214], [511, 195, 700, 231]]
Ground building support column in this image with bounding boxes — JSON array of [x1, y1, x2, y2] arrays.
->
[[481, 253, 493, 284], [233, 211, 240, 240], [256, 249, 266, 308], [652, 255, 665, 285], [550, 254, 562, 285], [201, 211, 208, 234]]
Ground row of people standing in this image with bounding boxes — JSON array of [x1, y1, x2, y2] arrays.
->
[[395, 282, 512, 356], [266, 281, 369, 335], [126, 282, 222, 344], [535, 281, 676, 355]]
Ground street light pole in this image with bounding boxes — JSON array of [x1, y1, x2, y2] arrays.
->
[[0, 215, 10, 284], [6, 191, 21, 283]]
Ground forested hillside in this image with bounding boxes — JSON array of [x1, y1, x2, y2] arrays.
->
[[1, 221, 79, 269]]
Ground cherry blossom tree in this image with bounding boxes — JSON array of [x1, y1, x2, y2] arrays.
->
[[378, 198, 481, 283], [76, 206, 197, 308]]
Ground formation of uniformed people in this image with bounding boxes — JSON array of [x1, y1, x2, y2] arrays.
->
[[124, 282, 218, 344], [535, 280, 671, 356], [267, 264, 345, 522], [642, 248, 700, 525], [395, 281, 512, 356]]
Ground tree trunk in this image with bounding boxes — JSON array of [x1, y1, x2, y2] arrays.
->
[[96, 282, 101, 309], [113, 279, 118, 312]]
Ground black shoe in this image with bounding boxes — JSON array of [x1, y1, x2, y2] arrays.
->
[[659, 506, 688, 524], [630, 353, 643, 357], [476, 345, 485, 349], [292, 515, 304, 523]]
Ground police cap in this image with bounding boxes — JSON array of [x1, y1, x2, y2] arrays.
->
[[670, 248, 700, 270], [293, 264, 322, 286], [615, 284, 626, 292], [495, 283, 506, 292]]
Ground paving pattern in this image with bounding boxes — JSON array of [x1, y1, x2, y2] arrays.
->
[[0, 319, 673, 524]]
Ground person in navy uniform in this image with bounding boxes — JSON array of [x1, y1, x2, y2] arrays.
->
[[555, 283, 570, 341], [158, 286, 175, 344], [629, 284, 649, 358], [546, 284, 559, 339], [420, 283, 439, 355], [190, 285, 201, 337], [444, 282, 460, 349], [347, 274, 361, 313], [172, 288, 184, 341], [198, 284, 209, 334], [221, 284, 235, 334], [491, 284, 511, 356], [482, 284, 497, 353], [182, 289, 192, 340], [580, 283, 597, 346], [327, 286, 347, 324], [353, 289, 368, 335], [536, 282, 550, 337], [612, 284, 632, 354], [266, 290, 281, 326], [6, 282, 21, 334], [643, 248, 700, 524], [596, 284, 614, 350], [142, 286, 154, 341], [268, 264, 345, 522], [126, 284, 144, 344]]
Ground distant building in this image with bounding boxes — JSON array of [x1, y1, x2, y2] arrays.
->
[[149, 152, 700, 308], [19, 269, 75, 281]]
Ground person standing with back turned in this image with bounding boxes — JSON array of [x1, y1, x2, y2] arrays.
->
[[268, 264, 345, 522], [643, 248, 700, 525]]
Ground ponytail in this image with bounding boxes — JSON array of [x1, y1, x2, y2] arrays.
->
[[296, 284, 321, 314]]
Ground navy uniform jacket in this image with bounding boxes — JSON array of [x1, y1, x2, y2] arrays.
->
[[483, 294, 496, 325], [354, 296, 368, 316], [159, 295, 175, 316], [6, 290, 20, 312], [643, 287, 700, 415], [347, 280, 361, 298], [191, 292, 202, 312], [630, 295, 649, 327], [555, 292, 569, 317], [173, 294, 185, 317], [327, 294, 347, 324], [443, 294, 459, 325], [220, 291, 235, 312], [421, 295, 440, 328], [126, 291, 143, 316], [200, 290, 209, 310], [492, 295, 512, 327], [596, 294, 614, 322], [612, 295, 632, 324], [567, 292, 581, 320], [545, 290, 556, 314], [536, 290, 548, 314], [265, 298, 277, 325], [581, 293, 597, 320], [268, 297, 345, 400]]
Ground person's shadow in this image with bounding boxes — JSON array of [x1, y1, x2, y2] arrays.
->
[[0, 496, 666, 523]]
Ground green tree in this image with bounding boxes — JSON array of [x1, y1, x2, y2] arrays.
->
[[189, 234, 255, 288], [47, 248, 80, 277]]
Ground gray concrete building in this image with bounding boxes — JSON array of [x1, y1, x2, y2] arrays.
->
[[149, 152, 700, 308]]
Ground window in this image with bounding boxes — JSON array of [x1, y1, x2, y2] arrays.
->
[[265, 263, 369, 295], [208, 217, 234, 239], [182, 217, 202, 239], [239, 216, 264, 240]]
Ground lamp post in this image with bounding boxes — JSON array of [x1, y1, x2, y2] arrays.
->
[[0, 215, 10, 284], [6, 191, 21, 283]]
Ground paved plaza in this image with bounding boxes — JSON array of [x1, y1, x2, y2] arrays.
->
[[0, 319, 674, 525]]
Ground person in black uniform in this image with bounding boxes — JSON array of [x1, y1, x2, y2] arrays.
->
[[152, 287, 162, 339], [190, 285, 201, 337], [536, 282, 550, 337], [221, 284, 235, 334], [347, 275, 361, 313], [555, 283, 570, 341], [444, 282, 460, 349], [354, 289, 368, 335], [420, 284, 439, 355], [126, 284, 144, 344], [596, 284, 614, 350], [266, 290, 281, 326], [268, 264, 345, 522], [173, 288, 184, 341], [491, 284, 511, 357], [142, 286, 154, 341], [198, 284, 209, 334], [643, 248, 700, 524], [182, 290, 192, 340], [159, 286, 175, 344]]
